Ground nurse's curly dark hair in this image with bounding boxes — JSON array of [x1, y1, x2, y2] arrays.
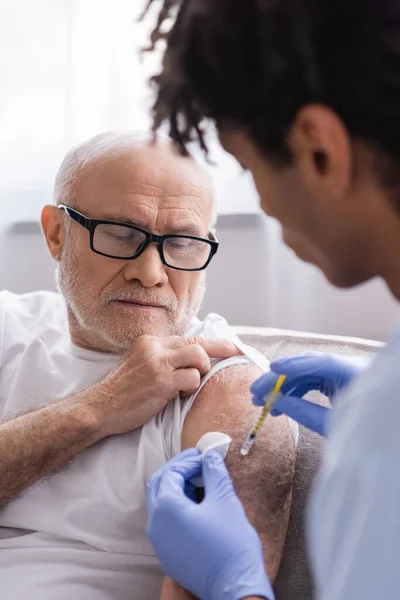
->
[[142, 0, 400, 182]]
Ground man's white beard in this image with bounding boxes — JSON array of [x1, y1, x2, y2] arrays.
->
[[56, 240, 206, 352]]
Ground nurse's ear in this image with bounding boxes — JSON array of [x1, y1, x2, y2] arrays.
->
[[287, 104, 352, 202], [41, 205, 66, 262]]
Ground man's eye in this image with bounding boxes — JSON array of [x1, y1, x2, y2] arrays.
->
[[168, 238, 192, 249], [106, 227, 139, 241], [171, 240, 188, 247], [112, 232, 133, 240]]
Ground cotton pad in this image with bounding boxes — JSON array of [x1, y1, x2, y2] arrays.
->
[[190, 431, 232, 487]]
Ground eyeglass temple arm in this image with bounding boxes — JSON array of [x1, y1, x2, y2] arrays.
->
[[60, 205, 89, 229]]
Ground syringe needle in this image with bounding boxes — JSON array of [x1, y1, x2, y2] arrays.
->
[[240, 374, 286, 457]]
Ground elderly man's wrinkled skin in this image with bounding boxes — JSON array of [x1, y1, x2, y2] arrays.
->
[[43, 140, 215, 353]]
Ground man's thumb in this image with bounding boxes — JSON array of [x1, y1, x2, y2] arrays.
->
[[194, 337, 243, 359]]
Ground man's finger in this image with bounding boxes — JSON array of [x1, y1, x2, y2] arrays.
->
[[174, 368, 201, 396], [190, 337, 243, 359], [170, 345, 211, 376]]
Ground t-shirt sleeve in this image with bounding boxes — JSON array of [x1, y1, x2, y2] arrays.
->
[[159, 313, 302, 461], [161, 355, 258, 461]]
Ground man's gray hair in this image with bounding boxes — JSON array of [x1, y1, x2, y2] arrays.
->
[[53, 130, 217, 228]]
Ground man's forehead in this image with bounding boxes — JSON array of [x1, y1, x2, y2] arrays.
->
[[75, 141, 214, 224]]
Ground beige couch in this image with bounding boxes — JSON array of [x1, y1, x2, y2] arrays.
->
[[234, 326, 382, 600]]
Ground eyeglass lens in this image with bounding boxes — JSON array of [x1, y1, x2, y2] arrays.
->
[[93, 223, 211, 269]]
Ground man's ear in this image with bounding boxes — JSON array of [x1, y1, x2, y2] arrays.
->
[[287, 104, 352, 200], [41, 205, 66, 262]]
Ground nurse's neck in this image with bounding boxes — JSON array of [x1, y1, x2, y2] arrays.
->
[[374, 202, 400, 303], [383, 267, 400, 304], [357, 185, 400, 303]]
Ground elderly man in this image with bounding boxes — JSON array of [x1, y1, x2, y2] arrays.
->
[[0, 132, 296, 600]]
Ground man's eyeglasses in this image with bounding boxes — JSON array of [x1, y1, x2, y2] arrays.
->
[[58, 205, 219, 272]]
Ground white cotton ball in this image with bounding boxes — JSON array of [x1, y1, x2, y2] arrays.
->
[[190, 431, 232, 488]]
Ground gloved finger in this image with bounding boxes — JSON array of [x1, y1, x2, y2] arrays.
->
[[147, 448, 201, 508], [202, 450, 235, 499], [149, 447, 200, 492], [250, 370, 280, 397], [184, 481, 198, 502], [253, 392, 271, 407], [286, 383, 319, 398], [270, 353, 340, 378], [253, 375, 337, 409], [271, 352, 323, 372], [250, 370, 313, 396], [251, 369, 327, 402], [272, 354, 368, 395], [269, 395, 329, 436], [157, 453, 203, 499], [252, 379, 317, 408]]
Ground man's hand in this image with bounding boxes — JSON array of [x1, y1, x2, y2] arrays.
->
[[0, 336, 239, 509], [90, 335, 241, 438]]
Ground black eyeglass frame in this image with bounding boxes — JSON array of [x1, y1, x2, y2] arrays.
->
[[58, 204, 219, 272]]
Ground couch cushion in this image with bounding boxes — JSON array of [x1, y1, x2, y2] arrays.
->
[[234, 327, 382, 600]]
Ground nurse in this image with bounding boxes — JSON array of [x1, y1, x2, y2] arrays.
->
[[144, 0, 400, 598]]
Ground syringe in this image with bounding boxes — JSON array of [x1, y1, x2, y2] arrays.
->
[[240, 374, 286, 456]]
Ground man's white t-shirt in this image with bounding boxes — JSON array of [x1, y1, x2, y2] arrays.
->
[[0, 290, 282, 600]]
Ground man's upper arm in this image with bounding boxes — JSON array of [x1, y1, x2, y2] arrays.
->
[[181, 363, 296, 581]]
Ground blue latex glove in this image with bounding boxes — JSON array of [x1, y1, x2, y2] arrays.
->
[[251, 352, 368, 436], [147, 448, 274, 600]]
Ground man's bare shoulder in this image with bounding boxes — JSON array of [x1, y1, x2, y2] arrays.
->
[[182, 361, 291, 460], [182, 361, 296, 579]]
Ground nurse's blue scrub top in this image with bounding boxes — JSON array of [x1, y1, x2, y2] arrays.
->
[[309, 325, 400, 599]]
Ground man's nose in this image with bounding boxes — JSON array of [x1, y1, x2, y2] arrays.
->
[[122, 244, 169, 287]]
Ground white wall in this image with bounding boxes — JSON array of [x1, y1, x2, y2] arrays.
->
[[2, 214, 399, 342], [200, 214, 400, 341], [3, 1, 399, 342], [0, 221, 55, 294]]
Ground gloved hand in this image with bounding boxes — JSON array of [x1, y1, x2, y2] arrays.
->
[[251, 353, 369, 436], [147, 448, 274, 600]]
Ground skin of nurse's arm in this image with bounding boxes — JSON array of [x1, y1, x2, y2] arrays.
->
[[160, 362, 296, 600]]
